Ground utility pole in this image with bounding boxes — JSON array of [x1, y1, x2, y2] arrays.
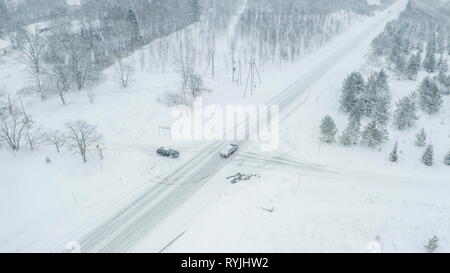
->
[[244, 58, 262, 98], [19, 96, 34, 150]]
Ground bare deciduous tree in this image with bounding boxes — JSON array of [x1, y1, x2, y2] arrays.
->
[[188, 71, 203, 98], [65, 120, 102, 163], [175, 54, 204, 102], [18, 28, 44, 74], [175, 54, 193, 104], [113, 57, 134, 88], [32, 71, 50, 101], [27, 127, 45, 150], [50, 58, 74, 105], [0, 106, 28, 151], [44, 130, 66, 153]]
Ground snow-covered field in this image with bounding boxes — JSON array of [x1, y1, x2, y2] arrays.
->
[[1, 0, 449, 253]]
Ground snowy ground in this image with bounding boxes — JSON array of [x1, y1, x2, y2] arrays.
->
[[1, 0, 449, 253], [165, 0, 450, 253]]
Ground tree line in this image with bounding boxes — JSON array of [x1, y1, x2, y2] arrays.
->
[[320, 68, 450, 167], [4, 0, 202, 104], [233, 3, 364, 67]]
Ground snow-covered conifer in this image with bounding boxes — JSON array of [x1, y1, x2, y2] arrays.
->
[[444, 150, 450, 166], [389, 142, 399, 162], [393, 95, 418, 130], [361, 121, 388, 148], [418, 77, 442, 114], [320, 115, 338, 144], [425, 236, 439, 253], [437, 56, 448, 74], [340, 72, 365, 116], [422, 145, 434, 166], [406, 53, 421, 80], [423, 51, 436, 73], [415, 128, 427, 147], [339, 117, 361, 146]]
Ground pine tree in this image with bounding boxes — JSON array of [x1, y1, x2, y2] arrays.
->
[[437, 56, 448, 74], [340, 72, 365, 116], [425, 236, 439, 253], [374, 70, 392, 125], [361, 121, 389, 148], [362, 70, 391, 125], [436, 71, 450, 95], [444, 150, 450, 166], [423, 51, 436, 73], [415, 128, 427, 147], [339, 117, 361, 146], [376, 69, 390, 91], [389, 142, 399, 162], [393, 95, 418, 130], [406, 52, 421, 80], [418, 77, 443, 114], [389, 46, 406, 75], [372, 94, 391, 126], [320, 115, 338, 143], [422, 145, 434, 166], [362, 73, 378, 117]]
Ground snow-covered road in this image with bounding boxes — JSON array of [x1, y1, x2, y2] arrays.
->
[[59, 0, 408, 253]]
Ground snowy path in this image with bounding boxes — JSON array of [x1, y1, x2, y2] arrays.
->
[[57, 0, 408, 253]]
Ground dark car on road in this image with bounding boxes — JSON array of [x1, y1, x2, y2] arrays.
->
[[157, 147, 180, 158]]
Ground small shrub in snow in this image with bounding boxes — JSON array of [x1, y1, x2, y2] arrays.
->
[[319, 115, 338, 143], [158, 91, 193, 107], [45, 156, 51, 164], [425, 236, 439, 253], [389, 142, 399, 162], [415, 128, 427, 147], [421, 145, 434, 167]]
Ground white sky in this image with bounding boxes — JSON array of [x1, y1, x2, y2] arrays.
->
[[66, 0, 81, 6]]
